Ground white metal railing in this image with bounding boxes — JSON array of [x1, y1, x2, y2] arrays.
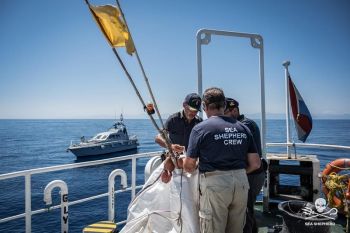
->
[[0, 151, 162, 233], [266, 142, 350, 151]]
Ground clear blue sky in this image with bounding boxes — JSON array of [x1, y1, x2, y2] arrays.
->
[[1, 0, 349, 119]]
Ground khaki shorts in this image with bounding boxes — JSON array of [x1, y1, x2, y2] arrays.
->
[[199, 169, 249, 233]]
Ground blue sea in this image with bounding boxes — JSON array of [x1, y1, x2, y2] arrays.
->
[[0, 119, 349, 232]]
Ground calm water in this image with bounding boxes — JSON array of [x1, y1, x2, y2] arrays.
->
[[0, 119, 349, 232]]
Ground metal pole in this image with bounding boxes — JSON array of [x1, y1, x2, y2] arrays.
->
[[85, 0, 164, 132], [111, 48, 162, 134], [131, 157, 136, 199], [283, 61, 292, 159], [196, 32, 203, 119], [259, 40, 266, 160], [84, 0, 176, 163], [116, 0, 164, 128], [44, 180, 69, 233], [25, 174, 31, 233], [112, 48, 147, 110], [111, 48, 178, 167]]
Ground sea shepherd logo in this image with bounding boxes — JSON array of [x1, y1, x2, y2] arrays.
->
[[303, 198, 337, 226]]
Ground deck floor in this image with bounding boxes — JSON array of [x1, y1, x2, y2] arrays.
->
[[255, 202, 348, 233]]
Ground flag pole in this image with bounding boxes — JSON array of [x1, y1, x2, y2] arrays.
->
[[115, 0, 165, 129], [111, 48, 178, 167], [83, 0, 177, 167], [283, 61, 292, 159]]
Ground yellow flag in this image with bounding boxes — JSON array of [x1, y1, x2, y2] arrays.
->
[[89, 5, 135, 55]]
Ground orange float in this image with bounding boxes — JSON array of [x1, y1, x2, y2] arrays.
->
[[321, 158, 350, 209]]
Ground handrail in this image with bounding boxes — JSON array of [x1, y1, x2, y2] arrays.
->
[[0, 185, 144, 224], [266, 142, 350, 151], [0, 151, 161, 180], [0, 151, 162, 233], [2, 144, 350, 232]]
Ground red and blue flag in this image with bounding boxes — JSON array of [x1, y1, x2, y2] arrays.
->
[[288, 73, 312, 142]]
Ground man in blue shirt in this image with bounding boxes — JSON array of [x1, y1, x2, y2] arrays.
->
[[224, 97, 266, 233], [155, 93, 202, 182], [155, 93, 202, 152], [184, 87, 261, 233]]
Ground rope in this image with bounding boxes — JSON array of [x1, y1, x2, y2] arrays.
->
[[329, 163, 350, 170], [176, 169, 184, 233], [115, 0, 165, 129], [84, 0, 178, 168], [323, 172, 349, 209], [128, 171, 162, 207], [127, 167, 186, 232]]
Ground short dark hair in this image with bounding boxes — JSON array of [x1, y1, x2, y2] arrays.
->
[[203, 87, 226, 110]]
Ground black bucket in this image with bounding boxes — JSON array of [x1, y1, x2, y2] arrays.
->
[[278, 201, 337, 233]]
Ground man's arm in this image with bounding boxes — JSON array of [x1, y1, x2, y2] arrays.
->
[[155, 134, 167, 148], [155, 134, 185, 153], [154, 116, 172, 149], [183, 157, 197, 173], [246, 152, 261, 174]]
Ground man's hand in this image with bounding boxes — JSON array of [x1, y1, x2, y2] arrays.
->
[[155, 134, 185, 154], [183, 157, 197, 173], [171, 144, 185, 154], [161, 170, 172, 183], [176, 157, 184, 168], [161, 157, 175, 183]]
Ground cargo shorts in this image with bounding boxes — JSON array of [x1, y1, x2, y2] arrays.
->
[[199, 169, 249, 233]]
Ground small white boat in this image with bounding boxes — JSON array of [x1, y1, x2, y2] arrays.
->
[[67, 115, 138, 157]]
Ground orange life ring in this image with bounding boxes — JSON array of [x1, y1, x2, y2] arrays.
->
[[321, 158, 350, 208]]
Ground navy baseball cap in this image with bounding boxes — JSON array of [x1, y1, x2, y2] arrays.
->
[[225, 97, 239, 111], [184, 93, 202, 112]]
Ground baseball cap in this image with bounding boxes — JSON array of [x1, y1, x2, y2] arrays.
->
[[184, 93, 201, 112], [225, 97, 239, 111]]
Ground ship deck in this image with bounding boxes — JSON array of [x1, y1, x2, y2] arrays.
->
[[255, 202, 348, 233]]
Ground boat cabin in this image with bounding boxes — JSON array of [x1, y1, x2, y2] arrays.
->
[[90, 130, 128, 142]]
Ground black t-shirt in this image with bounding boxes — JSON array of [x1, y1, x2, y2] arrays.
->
[[186, 115, 257, 172], [165, 111, 202, 149], [238, 115, 262, 156], [238, 114, 264, 174]]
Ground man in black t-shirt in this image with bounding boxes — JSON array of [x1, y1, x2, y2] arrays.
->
[[225, 97, 266, 233], [155, 93, 202, 153], [183, 87, 261, 233]]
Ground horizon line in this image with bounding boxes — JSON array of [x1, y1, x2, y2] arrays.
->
[[1, 117, 350, 120]]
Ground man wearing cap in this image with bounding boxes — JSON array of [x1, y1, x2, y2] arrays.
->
[[224, 97, 266, 233], [183, 87, 261, 233], [155, 93, 202, 154]]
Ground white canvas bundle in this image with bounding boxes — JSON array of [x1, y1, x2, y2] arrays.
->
[[120, 163, 199, 233]]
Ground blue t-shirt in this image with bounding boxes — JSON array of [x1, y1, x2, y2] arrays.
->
[[186, 115, 257, 172], [165, 111, 202, 149]]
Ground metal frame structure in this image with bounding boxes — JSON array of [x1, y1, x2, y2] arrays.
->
[[195, 28, 350, 213], [196, 28, 267, 158]]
